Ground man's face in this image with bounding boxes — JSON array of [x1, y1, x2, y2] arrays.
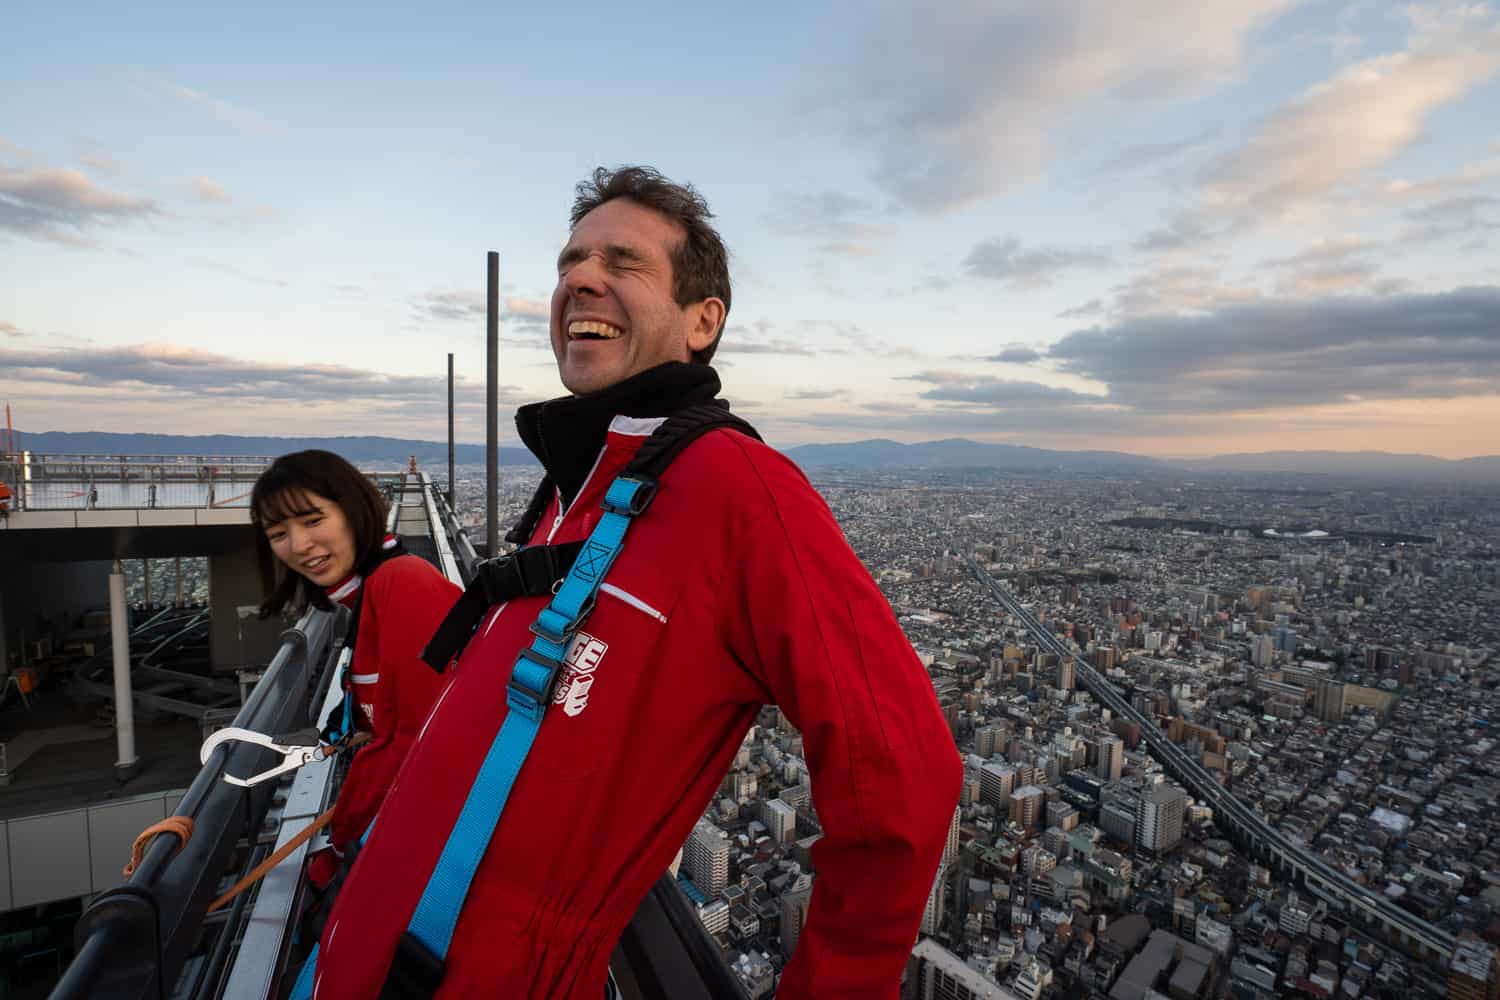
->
[[549, 198, 721, 396]]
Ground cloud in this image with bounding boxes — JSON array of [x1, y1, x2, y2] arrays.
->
[[0, 341, 527, 413], [1261, 236, 1383, 296], [1058, 299, 1106, 319], [1049, 284, 1500, 414], [963, 236, 1112, 289], [986, 346, 1043, 364], [848, 0, 1295, 211], [1400, 194, 1500, 244], [903, 370, 1103, 406], [1091, 127, 1223, 176], [1109, 266, 1261, 316], [77, 141, 124, 177], [0, 153, 160, 245], [1196, 7, 1500, 226], [192, 177, 232, 203], [139, 74, 286, 139], [1, 321, 26, 338], [762, 190, 895, 255], [410, 290, 550, 333], [785, 388, 852, 401]]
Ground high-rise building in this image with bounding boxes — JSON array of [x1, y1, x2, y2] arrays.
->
[[979, 761, 1016, 809], [905, 938, 1017, 1000], [1010, 786, 1046, 831], [763, 798, 797, 845], [921, 862, 949, 937], [974, 723, 1005, 757], [1251, 634, 1276, 668], [1096, 735, 1124, 781], [944, 805, 961, 866], [1313, 680, 1346, 722], [1136, 781, 1187, 854], [683, 819, 730, 894], [1056, 659, 1075, 691]]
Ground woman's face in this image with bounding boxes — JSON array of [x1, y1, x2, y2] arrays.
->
[[262, 489, 357, 587]]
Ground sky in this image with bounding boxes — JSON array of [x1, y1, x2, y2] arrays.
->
[[2, 1, 1499, 458]]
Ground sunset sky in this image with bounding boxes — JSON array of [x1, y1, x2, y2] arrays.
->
[[3, 1, 1499, 457]]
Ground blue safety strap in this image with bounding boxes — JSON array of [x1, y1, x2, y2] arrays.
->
[[289, 943, 318, 1000], [402, 475, 653, 963]]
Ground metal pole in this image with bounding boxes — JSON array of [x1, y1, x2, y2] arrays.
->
[[486, 251, 499, 558], [142, 558, 152, 608], [109, 560, 140, 779], [175, 556, 184, 606], [447, 351, 456, 509]]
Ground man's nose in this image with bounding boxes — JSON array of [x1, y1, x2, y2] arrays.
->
[[562, 253, 606, 297]]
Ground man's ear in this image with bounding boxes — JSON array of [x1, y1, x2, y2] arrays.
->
[[687, 297, 726, 354]]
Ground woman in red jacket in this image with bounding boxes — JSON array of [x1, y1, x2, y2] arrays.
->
[[251, 450, 460, 884]]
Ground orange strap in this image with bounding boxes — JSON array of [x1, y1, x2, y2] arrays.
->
[[207, 807, 336, 913], [124, 816, 195, 877]]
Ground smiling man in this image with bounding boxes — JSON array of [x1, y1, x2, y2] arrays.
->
[[302, 166, 961, 999]]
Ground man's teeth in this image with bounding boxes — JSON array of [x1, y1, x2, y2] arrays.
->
[[568, 320, 624, 340]]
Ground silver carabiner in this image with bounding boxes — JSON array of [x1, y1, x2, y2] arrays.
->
[[199, 727, 328, 787]]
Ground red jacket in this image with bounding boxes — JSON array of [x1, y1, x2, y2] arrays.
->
[[325, 553, 460, 849], [310, 420, 961, 999]]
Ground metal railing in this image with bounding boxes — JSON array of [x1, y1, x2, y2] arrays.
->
[[2, 453, 275, 511], [49, 608, 341, 1000]]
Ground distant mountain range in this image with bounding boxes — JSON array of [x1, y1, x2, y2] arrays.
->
[[12, 431, 1500, 482]]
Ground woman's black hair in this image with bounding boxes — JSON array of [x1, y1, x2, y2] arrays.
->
[[250, 450, 389, 617]]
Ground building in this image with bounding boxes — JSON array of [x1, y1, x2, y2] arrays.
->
[[944, 805, 962, 865], [1449, 936, 1500, 1000], [922, 862, 950, 937], [683, 818, 730, 894], [1056, 658, 1075, 691], [780, 876, 814, 958], [1136, 781, 1187, 854], [1280, 892, 1314, 937], [763, 798, 797, 845], [697, 898, 730, 936], [980, 761, 1016, 809], [1097, 735, 1124, 782], [905, 937, 1020, 1000], [1313, 679, 1346, 722], [1010, 785, 1046, 831]]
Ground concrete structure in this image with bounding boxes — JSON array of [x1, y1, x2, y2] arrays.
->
[[684, 818, 731, 895], [906, 937, 1020, 1000], [1097, 735, 1123, 781], [1136, 781, 1186, 854]]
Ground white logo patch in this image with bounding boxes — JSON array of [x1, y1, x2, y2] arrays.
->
[[554, 631, 609, 717]]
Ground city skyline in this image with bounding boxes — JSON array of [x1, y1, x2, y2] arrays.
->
[[3, 2, 1500, 458]]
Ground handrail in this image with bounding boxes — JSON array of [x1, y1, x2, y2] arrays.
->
[[49, 608, 339, 1000]]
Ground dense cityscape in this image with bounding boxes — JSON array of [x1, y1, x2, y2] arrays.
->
[[443, 461, 1500, 1000]]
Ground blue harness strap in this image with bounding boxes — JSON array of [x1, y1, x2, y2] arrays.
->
[[381, 475, 654, 996]]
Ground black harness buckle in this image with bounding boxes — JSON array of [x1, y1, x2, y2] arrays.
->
[[601, 476, 658, 517], [378, 930, 445, 999]]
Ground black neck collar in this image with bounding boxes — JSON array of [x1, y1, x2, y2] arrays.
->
[[515, 362, 721, 507]]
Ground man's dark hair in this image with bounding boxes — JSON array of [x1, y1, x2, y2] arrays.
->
[[250, 449, 389, 617], [571, 165, 731, 364]]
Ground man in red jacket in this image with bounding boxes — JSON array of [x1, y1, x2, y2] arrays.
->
[[308, 166, 961, 998]]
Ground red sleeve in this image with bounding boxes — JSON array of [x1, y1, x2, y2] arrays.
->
[[717, 440, 961, 999], [329, 557, 461, 847]]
